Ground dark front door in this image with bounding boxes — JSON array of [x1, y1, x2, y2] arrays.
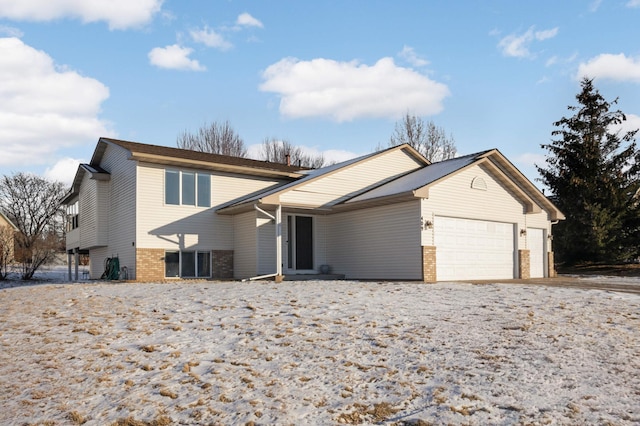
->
[[287, 215, 313, 270]]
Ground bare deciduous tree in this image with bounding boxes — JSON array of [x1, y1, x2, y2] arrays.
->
[[390, 113, 457, 162], [0, 225, 14, 280], [0, 173, 66, 280], [177, 120, 248, 157], [259, 138, 327, 168]]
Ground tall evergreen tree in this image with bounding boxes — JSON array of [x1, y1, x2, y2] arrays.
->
[[537, 78, 639, 264]]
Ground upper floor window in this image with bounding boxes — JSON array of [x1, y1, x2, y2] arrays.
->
[[66, 201, 79, 231], [165, 170, 211, 207]]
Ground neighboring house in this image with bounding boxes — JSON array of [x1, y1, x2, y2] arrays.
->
[[63, 137, 563, 282], [0, 211, 18, 265]]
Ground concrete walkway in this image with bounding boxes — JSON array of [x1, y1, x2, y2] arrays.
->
[[467, 274, 640, 295]]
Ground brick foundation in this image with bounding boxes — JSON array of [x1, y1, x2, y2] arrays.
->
[[422, 246, 437, 282], [212, 250, 233, 279], [547, 251, 556, 278], [518, 249, 530, 279], [136, 248, 166, 282]]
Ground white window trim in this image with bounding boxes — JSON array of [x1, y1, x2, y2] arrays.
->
[[164, 169, 211, 207]]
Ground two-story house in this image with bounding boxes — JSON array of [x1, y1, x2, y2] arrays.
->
[[63, 137, 563, 282]]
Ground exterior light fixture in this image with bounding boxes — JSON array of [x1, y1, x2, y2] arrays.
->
[[421, 217, 434, 230]]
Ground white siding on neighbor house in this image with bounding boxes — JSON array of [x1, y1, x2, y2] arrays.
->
[[420, 163, 529, 250], [280, 149, 423, 208], [136, 163, 284, 251], [233, 211, 257, 279], [326, 201, 421, 280], [99, 144, 137, 279]]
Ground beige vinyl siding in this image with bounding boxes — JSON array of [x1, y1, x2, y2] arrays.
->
[[89, 246, 109, 279], [99, 144, 137, 279], [233, 211, 257, 279], [326, 201, 421, 280], [78, 175, 97, 248], [66, 228, 80, 250], [136, 163, 284, 251], [78, 175, 109, 249], [420, 163, 528, 250], [315, 215, 328, 271], [280, 149, 423, 207], [257, 215, 276, 275]]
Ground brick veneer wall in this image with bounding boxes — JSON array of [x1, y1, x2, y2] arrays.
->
[[422, 246, 437, 283], [518, 249, 530, 279], [136, 248, 166, 282], [212, 250, 233, 279], [547, 251, 556, 278]]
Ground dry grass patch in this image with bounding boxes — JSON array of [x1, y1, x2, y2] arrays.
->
[[159, 388, 178, 399], [111, 415, 172, 426], [67, 410, 88, 424], [336, 402, 399, 424], [140, 345, 156, 353]]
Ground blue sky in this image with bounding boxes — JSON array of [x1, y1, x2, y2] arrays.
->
[[1, 0, 639, 187]]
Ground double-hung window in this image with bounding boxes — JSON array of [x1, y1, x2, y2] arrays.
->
[[165, 170, 211, 207]]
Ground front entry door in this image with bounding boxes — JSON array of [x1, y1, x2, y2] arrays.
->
[[287, 215, 313, 271]]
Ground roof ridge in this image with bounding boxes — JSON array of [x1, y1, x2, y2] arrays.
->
[[99, 137, 310, 173]]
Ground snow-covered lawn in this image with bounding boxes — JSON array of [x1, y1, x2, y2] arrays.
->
[[1, 278, 639, 425]]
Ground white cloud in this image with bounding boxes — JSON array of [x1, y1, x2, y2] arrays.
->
[[190, 26, 233, 50], [148, 44, 205, 71], [498, 26, 558, 58], [398, 46, 429, 67], [611, 113, 640, 137], [516, 152, 546, 169], [627, 0, 640, 7], [260, 57, 450, 122], [577, 53, 640, 83], [0, 24, 23, 37], [236, 12, 263, 28], [0, 0, 162, 30], [0, 37, 112, 167], [44, 157, 84, 185], [589, 0, 603, 12]]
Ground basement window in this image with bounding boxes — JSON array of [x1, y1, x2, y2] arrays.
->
[[165, 170, 211, 207], [165, 250, 211, 278]]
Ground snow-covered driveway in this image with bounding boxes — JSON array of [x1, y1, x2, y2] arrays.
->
[[1, 279, 639, 425]]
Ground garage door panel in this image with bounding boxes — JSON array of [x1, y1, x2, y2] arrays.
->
[[435, 216, 515, 281], [527, 228, 545, 278]]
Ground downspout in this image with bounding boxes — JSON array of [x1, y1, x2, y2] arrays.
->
[[276, 204, 283, 282], [242, 204, 284, 282]]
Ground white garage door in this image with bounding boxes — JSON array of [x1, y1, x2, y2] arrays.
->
[[527, 228, 545, 278], [435, 216, 515, 281]]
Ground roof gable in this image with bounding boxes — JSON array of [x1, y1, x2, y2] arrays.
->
[[344, 149, 564, 220], [217, 144, 429, 213]]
